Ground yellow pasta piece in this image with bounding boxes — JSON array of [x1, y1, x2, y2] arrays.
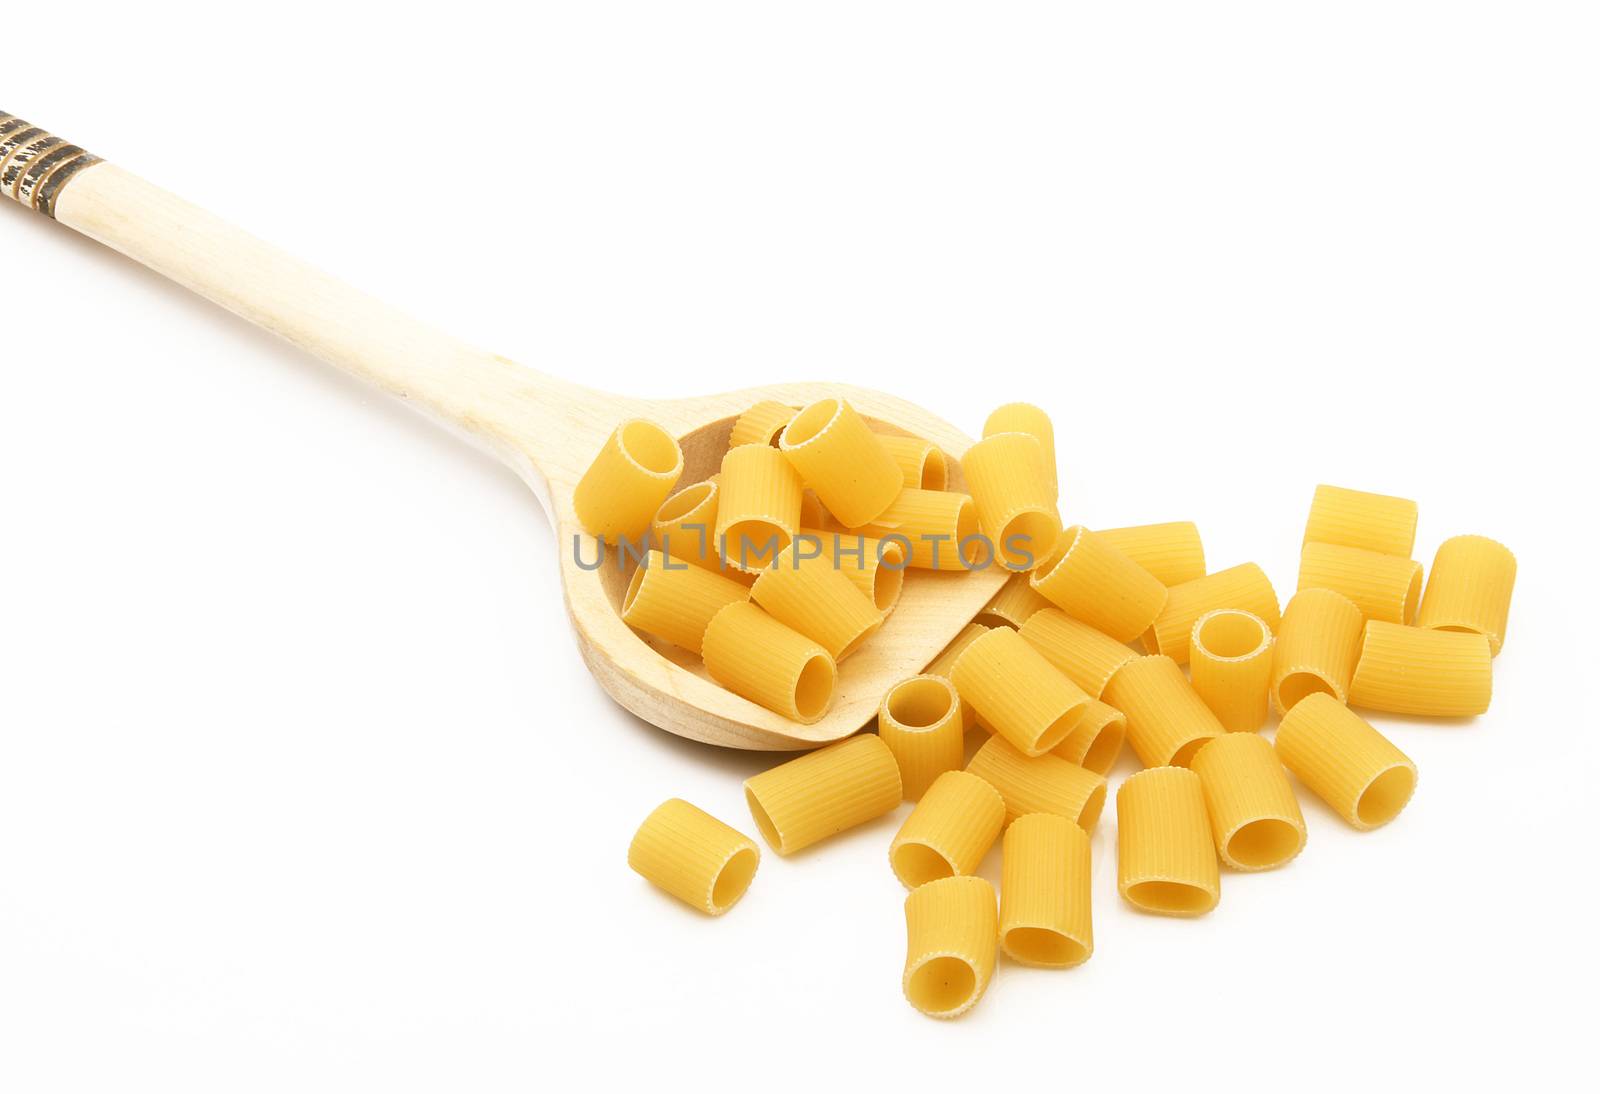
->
[[1030, 526, 1169, 642], [1347, 621, 1492, 717], [951, 627, 1091, 756], [728, 400, 796, 448], [1415, 535, 1517, 655], [1094, 521, 1206, 586], [889, 770, 1006, 888], [797, 490, 836, 531], [855, 488, 984, 571], [1052, 699, 1125, 776], [966, 736, 1108, 830], [1017, 608, 1138, 699], [716, 443, 803, 572], [902, 876, 997, 1020], [1303, 483, 1418, 557], [999, 813, 1092, 968], [974, 572, 1054, 629], [1116, 766, 1219, 917], [744, 734, 902, 854], [778, 398, 903, 528], [627, 799, 760, 915], [651, 479, 722, 570], [622, 550, 749, 655], [959, 431, 1062, 571], [750, 555, 882, 661], [925, 622, 990, 727], [1297, 541, 1423, 624], [1188, 609, 1274, 732], [1102, 655, 1226, 768], [1190, 735, 1306, 871], [876, 433, 950, 490], [982, 402, 1057, 497], [703, 602, 837, 724], [1143, 562, 1281, 664], [797, 528, 906, 613], [1270, 588, 1365, 715], [572, 419, 684, 542], [878, 675, 966, 800], [1276, 693, 1417, 830]]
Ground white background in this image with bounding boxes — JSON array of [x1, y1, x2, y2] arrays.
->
[[3, 3, 1596, 1090]]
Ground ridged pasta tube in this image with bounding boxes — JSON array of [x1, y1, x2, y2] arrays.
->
[[622, 550, 749, 654], [778, 398, 903, 528], [1297, 541, 1423, 624], [959, 431, 1062, 571], [1188, 609, 1274, 732], [1190, 734, 1306, 870], [925, 622, 989, 727], [974, 572, 1054, 630], [750, 556, 882, 661], [876, 433, 949, 490], [878, 675, 966, 800], [1094, 521, 1206, 586], [1303, 483, 1418, 557], [744, 734, 902, 854], [703, 602, 837, 724], [1143, 563, 1281, 664], [951, 627, 1091, 756], [966, 736, 1108, 830], [727, 400, 796, 448], [627, 799, 760, 916], [651, 479, 721, 570], [1103, 655, 1226, 768], [1270, 588, 1365, 715], [1052, 698, 1126, 776], [716, 443, 803, 572], [1030, 526, 1169, 642], [1116, 766, 1220, 917], [1348, 621, 1492, 716], [855, 489, 983, 570], [798, 528, 906, 613], [1017, 608, 1138, 699], [1276, 694, 1417, 830], [999, 813, 1092, 968], [1415, 535, 1517, 655], [982, 402, 1057, 497], [902, 876, 997, 1020], [573, 419, 684, 542], [888, 770, 1006, 888]]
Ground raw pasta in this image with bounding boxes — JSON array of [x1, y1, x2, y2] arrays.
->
[[974, 572, 1054, 630], [1102, 655, 1226, 768], [888, 770, 1007, 888], [1303, 484, 1418, 557], [744, 734, 902, 854], [1415, 535, 1517, 655], [750, 555, 883, 660], [902, 876, 997, 1020], [627, 799, 760, 915], [1188, 609, 1273, 732], [876, 433, 950, 490], [966, 736, 1108, 830], [651, 479, 722, 570], [1094, 521, 1206, 586], [982, 403, 1057, 496], [1276, 693, 1417, 829], [779, 398, 903, 528], [622, 550, 750, 655], [1052, 698, 1126, 776], [959, 431, 1061, 571], [1347, 621, 1492, 716], [1017, 608, 1138, 699], [716, 443, 803, 572], [878, 675, 966, 800], [855, 489, 983, 570], [925, 622, 989, 727], [573, 419, 683, 541], [999, 813, 1092, 968], [1270, 588, 1365, 715], [951, 627, 1091, 756], [728, 400, 796, 448], [1116, 766, 1220, 917], [1030, 526, 1168, 642], [798, 528, 906, 613], [703, 601, 837, 723], [1297, 541, 1423, 624], [1190, 734, 1306, 870], [1143, 562, 1281, 664]]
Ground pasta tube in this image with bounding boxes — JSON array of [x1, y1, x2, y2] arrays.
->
[[951, 627, 1091, 756], [703, 602, 837, 724], [778, 398, 903, 528], [1103, 655, 1226, 768], [1415, 535, 1517, 655], [1190, 734, 1306, 870], [627, 799, 760, 916], [1116, 766, 1220, 917], [856, 488, 983, 570], [799, 528, 906, 613], [651, 479, 721, 570], [622, 550, 749, 655], [1347, 621, 1492, 717], [925, 622, 989, 727], [999, 813, 1092, 968], [1143, 563, 1281, 664], [966, 736, 1108, 830], [728, 400, 796, 448], [1188, 609, 1274, 732], [744, 734, 902, 854], [982, 402, 1057, 497], [573, 419, 684, 542], [716, 443, 803, 572], [1297, 541, 1423, 624], [878, 675, 966, 800], [959, 431, 1061, 571], [798, 490, 836, 531], [1094, 521, 1206, 586], [750, 556, 883, 661], [902, 876, 997, 1020], [1270, 588, 1365, 715], [1030, 526, 1169, 642], [1303, 483, 1418, 557], [876, 433, 949, 490], [975, 572, 1054, 630], [1017, 608, 1138, 699], [1052, 698, 1126, 776], [888, 770, 1007, 888], [1276, 694, 1417, 830]]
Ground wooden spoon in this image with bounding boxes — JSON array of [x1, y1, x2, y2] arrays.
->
[[1, 112, 1005, 750]]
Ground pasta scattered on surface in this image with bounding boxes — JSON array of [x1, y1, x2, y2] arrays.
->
[[1276, 694, 1417, 830], [1297, 541, 1423, 625], [1191, 734, 1306, 870], [1103, 655, 1226, 768], [982, 403, 1057, 497], [951, 627, 1091, 756], [902, 876, 998, 1019], [744, 734, 902, 855], [975, 572, 1054, 630], [1017, 608, 1138, 699], [1117, 766, 1220, 917], [960, 431, 1061, 571], [1000, 813, 1092, 968], [1270, 588, 1365, 715], [966, 735, 1108, 830], [1051, 698, 1126, 776], [1348, 620, 1492, 717], [628, 799, 760, 915], [1143, 563, 1281, 664], [1188, 609, 1274, 733], [1030, 526, 1169, 642], [889, 770, 1006, 888], [1094, 521, 1206, 586], [878, 675, 966, 800], [1415, 535, 1517, 656], [1303, 484, 1418, 558]]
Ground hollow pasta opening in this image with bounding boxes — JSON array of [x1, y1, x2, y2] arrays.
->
[[721, 519, 790, 570], [1276, 670, 1338, 712], [710, 847, 759, 912], [906, 955, 978, 1017], [1033, 525, 1085, 584], [1356, 764, 1417, 828], [997, 510, 1060, 571], [1077, 783, 1107, 829], [872, 559, 905, 612], [1225, 818, 1304, 869], [1003, 926, 1087, 968], [1035, 705, 1082, 754], [1194, 610, 1271, 660], [621, 564, 649, 616], [919, 448, 949, 491], [834, 617, 882, 661], [782, 399, 840, 448], [953, 498, 986, 567], [891, 842, 956, 888], [792, 653, 836, 722], [619, 420, 682, 476], [1080, 722, 1125, 775], [885, 677, 956, 729], [654, 481, 715, 523], [1126, 880, 1214, 915], [1170, 735, 1213, 768], [744, 787, 782, 851], [1401, 565, 1424, 625]]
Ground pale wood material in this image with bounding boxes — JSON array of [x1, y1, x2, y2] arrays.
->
[[49, 163, 1005, 749]]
